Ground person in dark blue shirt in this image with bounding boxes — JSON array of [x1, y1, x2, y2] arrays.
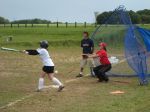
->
[[81, 37, 94, 54], [76, 32, 95, 77]]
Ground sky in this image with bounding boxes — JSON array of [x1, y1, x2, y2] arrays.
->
[[0, 0, 150, 23]]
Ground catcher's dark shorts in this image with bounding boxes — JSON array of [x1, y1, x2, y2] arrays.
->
[[93, 64, 111, 76], [42, 66, 54, 73]]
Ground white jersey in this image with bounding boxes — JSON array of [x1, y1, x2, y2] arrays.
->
[[36, 48, 54, 66]]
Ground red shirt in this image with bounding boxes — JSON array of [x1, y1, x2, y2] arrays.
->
[[96, 49, 111, 65]]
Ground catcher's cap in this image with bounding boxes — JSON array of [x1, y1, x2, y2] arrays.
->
[[99, 42, 107, 47]]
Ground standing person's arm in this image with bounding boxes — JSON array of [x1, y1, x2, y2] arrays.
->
[[81, 40, 85, 58], [91, 47, 94, 54], [81, 40, 84, 52], [91, 40, 94, 54], [81, 40, 83, 48]]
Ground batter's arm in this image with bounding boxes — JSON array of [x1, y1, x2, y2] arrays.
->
[[22, 50, 39, 55]]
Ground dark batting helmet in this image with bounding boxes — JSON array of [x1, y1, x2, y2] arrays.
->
[[40, 40, 49, 48]]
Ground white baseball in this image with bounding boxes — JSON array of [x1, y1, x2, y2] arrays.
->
[[55, 70, 58, 74]]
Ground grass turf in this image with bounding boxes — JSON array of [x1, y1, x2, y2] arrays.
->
[[0, 26, 150, 112]]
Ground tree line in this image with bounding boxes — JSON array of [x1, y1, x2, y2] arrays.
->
[[0, 18, 51, 24], [0, 9, 150, 24], [96, 9, 150, 24], [11, 18, 51, 24], [0, 17, 9, 24]]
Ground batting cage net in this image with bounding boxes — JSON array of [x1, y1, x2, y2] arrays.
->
[[90, 5, 150, 85]]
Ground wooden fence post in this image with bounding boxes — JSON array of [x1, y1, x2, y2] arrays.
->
[[66, 22, 68, 28], [1, 22, 93, 28], [75, 22, 77, 28], [84, 22, 86, 28], [57, 22, 59, 28]]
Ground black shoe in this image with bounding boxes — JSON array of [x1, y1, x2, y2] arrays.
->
[[101, 75, 109, 82], [91, 75, 96, 78], [104, 77, 109, 82], [76, 74, 83, 78], [36, 89, 42, 92], [58, 85, 65, 92], [97, 78, 104, 82]]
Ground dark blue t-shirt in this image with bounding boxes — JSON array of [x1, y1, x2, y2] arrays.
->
[[81, 38, 94, 54]]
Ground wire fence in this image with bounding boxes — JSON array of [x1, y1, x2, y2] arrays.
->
[[0, 22, 97, 28]]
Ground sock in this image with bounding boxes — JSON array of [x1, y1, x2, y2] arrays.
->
[[52, 77, 63, 86], [38, 78, 44, 90], [80, 72, 83, 74]]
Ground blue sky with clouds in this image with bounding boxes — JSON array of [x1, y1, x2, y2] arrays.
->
[[0, 0, 150, 23]]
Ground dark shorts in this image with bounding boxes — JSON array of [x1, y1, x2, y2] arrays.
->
[[42, 66, 54, 73], [93, 64, 112, 75]]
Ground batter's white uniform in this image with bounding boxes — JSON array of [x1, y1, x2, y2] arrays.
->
[[36, 48, 54, 66]]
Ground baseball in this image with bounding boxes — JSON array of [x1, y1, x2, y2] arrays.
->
[[55, 70, 58, 74]]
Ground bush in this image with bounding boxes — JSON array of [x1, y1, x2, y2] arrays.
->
[[0, 17, 9, 24]]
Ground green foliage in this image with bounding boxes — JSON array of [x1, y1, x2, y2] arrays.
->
[[11, 18, 51, 24], [96, 11, 112, 24], [0, 16, 9, 24], [137, 9, 150, 15], [140, 15, 150, 24], [128, 10, 141, 24], [136, 9, 150, 24], [97, 9, 150, 24]]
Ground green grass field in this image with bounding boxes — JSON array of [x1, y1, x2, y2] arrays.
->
[[0, 26, 150, 112], [0, 27, 95, 48]]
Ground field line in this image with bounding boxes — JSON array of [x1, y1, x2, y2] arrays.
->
[[0, 93, 35, 109], [0, 77, 81, 110]]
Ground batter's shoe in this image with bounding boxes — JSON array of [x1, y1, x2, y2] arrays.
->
[[76, 73, 83, 78], [58, 85, 65, 92]]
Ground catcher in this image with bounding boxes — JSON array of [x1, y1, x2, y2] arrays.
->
[[84, 42, 112, 82]]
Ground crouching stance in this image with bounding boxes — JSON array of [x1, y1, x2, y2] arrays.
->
[[85, 42, 111, 82], [22, 40, 64, 92]]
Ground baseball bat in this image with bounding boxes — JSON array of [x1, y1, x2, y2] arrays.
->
[[1, 47, 21, 52]]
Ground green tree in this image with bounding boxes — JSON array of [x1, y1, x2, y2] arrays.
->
[[137, 9, 150, 15], [0, 16, 9, 24], [128, 10, 141, 24], [96, 11, 112, 24], [137, 9, 150, 24], [11, 18, 51, 24], [96, 9, 150, 24], [140, 15, 150, 24]]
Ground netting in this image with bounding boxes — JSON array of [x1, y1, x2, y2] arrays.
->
[[90, 5, 150, 85], [137, 27, 150, 79]]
